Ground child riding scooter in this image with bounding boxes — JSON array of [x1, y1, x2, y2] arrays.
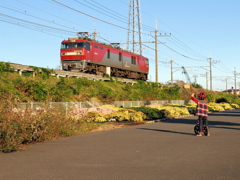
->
[[191, 92, 210, 136]]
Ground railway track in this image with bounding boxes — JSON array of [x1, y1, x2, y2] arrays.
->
[[9, 62, 137, 84]]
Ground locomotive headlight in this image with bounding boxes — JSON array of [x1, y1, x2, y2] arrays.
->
[[75, 50, 83, 55]]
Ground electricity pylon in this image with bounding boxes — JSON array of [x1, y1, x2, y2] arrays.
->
[[127, 0, 142, 55]]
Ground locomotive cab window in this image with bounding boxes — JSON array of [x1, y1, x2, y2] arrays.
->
[[84, 42, 90, 50], [61, 42, 90, 50], [146, 59, 149, 65], [107, 49, 110, 59], [131, 56, 136, 64], [119, 53, 122, 61]]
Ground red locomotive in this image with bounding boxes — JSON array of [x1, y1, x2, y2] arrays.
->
[[60, 33, 149, 80]]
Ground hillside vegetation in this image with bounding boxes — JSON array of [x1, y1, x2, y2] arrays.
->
[[1, 62, 240, 153], [0, 62, 239, 103]]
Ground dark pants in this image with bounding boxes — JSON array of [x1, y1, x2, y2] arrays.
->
[[199, 116, 209, 132]]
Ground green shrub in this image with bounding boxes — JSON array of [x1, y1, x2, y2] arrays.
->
[[0, 62, 11, 72], [128, 106, 163, 119], [207, 93, 215, 103], [216, 98, 228, 103], [191, 83, 203, 88], [82, 111, 107, 122], [230, 104, 239, 108]]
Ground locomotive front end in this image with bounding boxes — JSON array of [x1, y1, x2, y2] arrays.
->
[[60, 39, 90, 71]]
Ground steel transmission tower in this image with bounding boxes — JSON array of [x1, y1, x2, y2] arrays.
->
[[127, 0, 143, 55]]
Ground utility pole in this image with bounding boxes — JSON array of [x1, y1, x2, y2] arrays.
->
[[209, 57, 213, 90], [234, 67, 236, 93], [170, 59, 173, 83], [92, 31, 98, 41], [154, 28, 159, 83], [208, 57, 220, 91], [233, 67, 240, 94], [193, 75, 198, 84], [151, 21, 171, 83], [206, 72, 208, 90], [162, 59, 175, 83], [226, 77, 228, 92], [200, 71, 209, 90]]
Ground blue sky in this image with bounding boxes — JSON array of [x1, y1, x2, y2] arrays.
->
[[0, 0, 239, 91]]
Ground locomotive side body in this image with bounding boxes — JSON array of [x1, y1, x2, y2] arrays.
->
[[60, 38, 149, 80]]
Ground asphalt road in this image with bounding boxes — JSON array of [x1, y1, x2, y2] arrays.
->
[[1, 109, 240, 180]]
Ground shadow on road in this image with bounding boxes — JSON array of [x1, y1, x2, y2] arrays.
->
[[138, 128, 194, 136], [138, 111, 240, 135], [159, 109, 240, 131], [209, 113, 240, 117]]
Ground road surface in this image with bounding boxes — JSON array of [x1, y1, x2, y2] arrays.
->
[[1, 109, 240, 180]]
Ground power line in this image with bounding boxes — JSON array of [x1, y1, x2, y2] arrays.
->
[[0, 12, 77, 34], [74, 0, 128, 25], [169, 35, 207, 59], [0, 17, 65, 38], [52, 0, 128, 30], [88, 0, 154, 32], [0, 4, 80, 32], [160, 40, 206, 62]]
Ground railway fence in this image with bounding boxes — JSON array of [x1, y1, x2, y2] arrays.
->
[[17, 100, 194, 116]]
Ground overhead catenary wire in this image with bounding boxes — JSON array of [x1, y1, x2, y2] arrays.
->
[[0, 5, 82, 32], [74, 0, 128, 25], [51, 0, 128, 30], [13, 0, 92, 30], [0, 12, 77, 34], [168, 35, 208, 59], [9, 0, 131, 45], [160, 40, 206, 62], [84, 0, 155, 32], [52, 0, 154, 35], [165, 36, 207, 60], [0, 17, 66, 38]]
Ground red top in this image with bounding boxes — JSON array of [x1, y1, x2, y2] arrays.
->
[[191, 97, 198, 103]]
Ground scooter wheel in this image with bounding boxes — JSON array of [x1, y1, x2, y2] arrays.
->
[[194, 124, 199, 134], [203, 126, 209, 136]]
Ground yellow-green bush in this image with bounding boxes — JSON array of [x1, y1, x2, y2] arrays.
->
[[220, 103, 232, 110], [83, 111, 107, 122], [100, 105, 120, 111], [208, 103, 225, 111], [149, 105, 190, 117], [230, 103, 239, 108], [104, 109, 146, 122], [129, 111, 146, 122]]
